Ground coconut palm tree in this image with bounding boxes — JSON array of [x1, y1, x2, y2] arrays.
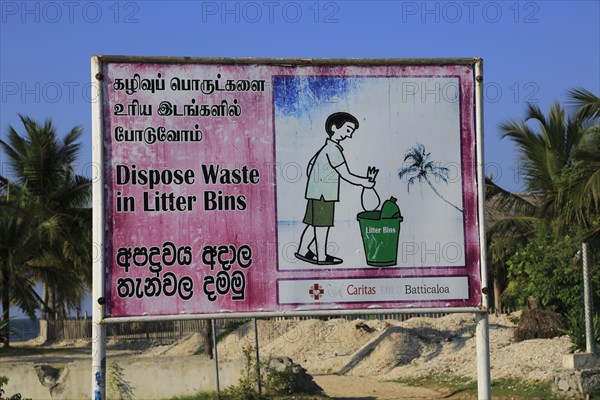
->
[[0, 189, 49, 347], [568, 87, 600, 121], [1, 116, 90, 213], [398, 143, 463, 212], [0, 115, 91, 328], [485, 177, 538, 314], [564, 125, 600, 231], [563, 88, 600, 234], [487, 99, 596, 312], [498, 102, 584, 226]]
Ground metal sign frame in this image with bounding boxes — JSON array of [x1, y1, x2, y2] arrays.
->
[[92, 56, 490, 399]]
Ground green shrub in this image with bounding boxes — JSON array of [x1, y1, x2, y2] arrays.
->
[[563, 309, 600, 353], [504, 227, 600, 316], [220, 346, 297, 399], [0, 376, 31, 400], [107, 362, 135, 400]]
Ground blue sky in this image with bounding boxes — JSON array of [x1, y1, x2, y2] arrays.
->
[[1, 1, 599, 318], [1, 1, 599, 192]]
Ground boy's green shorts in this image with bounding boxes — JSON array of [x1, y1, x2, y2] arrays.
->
[[303, 198, 335, 227]]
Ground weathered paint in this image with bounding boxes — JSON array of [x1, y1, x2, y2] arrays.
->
[[96, 59, 482, 318]]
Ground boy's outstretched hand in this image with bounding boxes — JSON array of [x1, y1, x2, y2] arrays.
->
[[367, 166, 379, 182]]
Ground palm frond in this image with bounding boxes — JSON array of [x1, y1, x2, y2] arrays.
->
[[567, 125, 600, 217], [487, 215, 539, 239], [485, 177, 537, 216], [567, 87, 600, 121], [1, 115, 91, 319]]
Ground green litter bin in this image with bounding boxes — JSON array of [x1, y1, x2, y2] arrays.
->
[[357, 197, 403, 267]]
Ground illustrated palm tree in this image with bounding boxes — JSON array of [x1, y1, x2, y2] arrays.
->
[[398, 143, 462, 212], [0, 115, 91, 340]]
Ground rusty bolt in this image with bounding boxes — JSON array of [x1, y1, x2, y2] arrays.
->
[[95, 73, 104, 81]]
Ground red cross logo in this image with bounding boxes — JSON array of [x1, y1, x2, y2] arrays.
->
[[309, 283, 324, 300]]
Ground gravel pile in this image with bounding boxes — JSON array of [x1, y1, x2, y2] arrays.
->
[[156, 312, 572, 383]]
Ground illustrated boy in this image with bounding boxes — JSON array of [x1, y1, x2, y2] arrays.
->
[[295, 112, 377, 265]]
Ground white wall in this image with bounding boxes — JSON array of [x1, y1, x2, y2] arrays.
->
[[3, 356, 244, 400]]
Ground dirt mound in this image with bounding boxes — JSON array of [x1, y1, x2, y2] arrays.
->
[[140, 312, 572, 383], [142, 332, 203, 357], [349, 328, 421, 376], [218, 318, 387, 374], [385, 313, 571, 382], [514, 309, 567, 341]]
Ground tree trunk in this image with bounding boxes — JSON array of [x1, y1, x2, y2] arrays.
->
[[1, 261, 10, 348], [424, 177, 463, 213], [50, 283, 57, 320], [42, 284, 49, 320], [493, 276, 501, 316], [528, 297, 542, 310], [203, 319, 213, 359]]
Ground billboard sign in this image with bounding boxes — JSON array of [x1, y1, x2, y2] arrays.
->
[[93, 57, 484, 319]]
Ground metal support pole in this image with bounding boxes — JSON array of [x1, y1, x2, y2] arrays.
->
[[474, 58, 491, 400], [583, 242, 595, 354], [212, 319, 220, 399], [475, 312, 491, 399], [91, 318, 106, 400], [91, 55, 106, 400], [254, 318, 262, 396]]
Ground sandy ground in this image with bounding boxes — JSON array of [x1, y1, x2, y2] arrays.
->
[[312, 374, 476, 399], [4, 312, 570, 399], [213, 312, 569, 383]]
